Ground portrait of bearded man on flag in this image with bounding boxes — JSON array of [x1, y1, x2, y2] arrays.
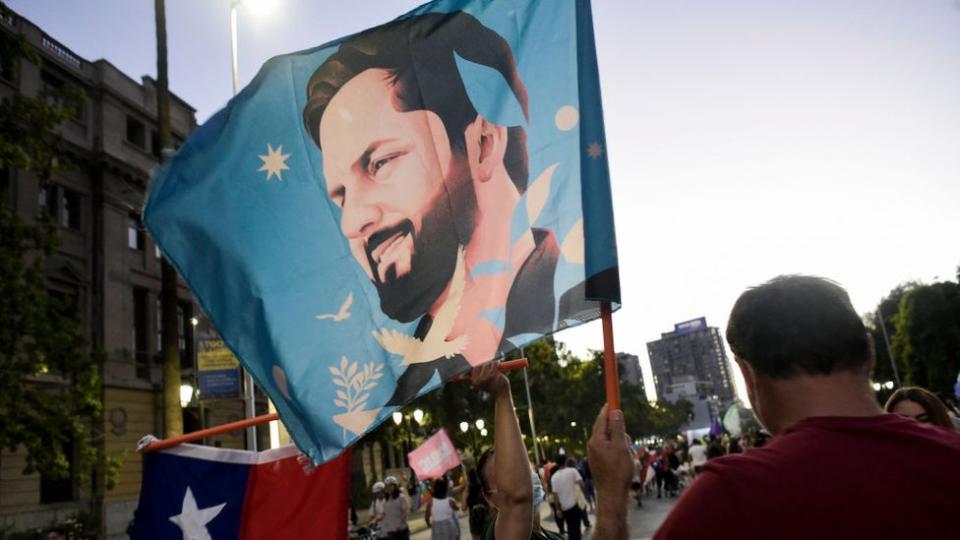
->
[[302, 11, 575, 406]]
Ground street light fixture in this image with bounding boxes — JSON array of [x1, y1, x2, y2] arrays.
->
[[392, 411, 403, 426], [480, 428, 488, 437], [460, 421, 469, 433], [570, 421, 577, 427], [244, 0, 279, 17], [179, 383, 194, 408], [475, 419, 485, 430], [228, 0, 281, 451], [413, 409, 424, 424]]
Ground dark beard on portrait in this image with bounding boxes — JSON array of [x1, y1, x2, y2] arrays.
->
[[365, 205, 461, 323], [365, 157, 477, 323]]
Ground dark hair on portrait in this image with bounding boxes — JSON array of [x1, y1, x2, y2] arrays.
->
[[432, 477, 449, 499], [726, 275, 870, 379], [884, 386, 954, 429], [303, 11, 530, 193]]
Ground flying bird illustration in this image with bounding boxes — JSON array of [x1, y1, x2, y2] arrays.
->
[[372, 248, 469, 364], [316, 292, 353, 322]]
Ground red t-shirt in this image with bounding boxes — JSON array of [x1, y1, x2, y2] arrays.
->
[[655, 414, 960, 539]]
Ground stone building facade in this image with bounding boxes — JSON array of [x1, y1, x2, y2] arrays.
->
[[0, 8, 257, 536]]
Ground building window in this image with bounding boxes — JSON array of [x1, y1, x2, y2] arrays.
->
[[61, 188, 81, 230], [155, 299, 192, 368], [39, 439, 74, 504], [128, 213, 144, 250], [154, 244, 162, 259], [133, 287, 149, 380], [0, 48, 16, 83], [0, 167, 10, 206], [37, 183, 57, 218], [126, 115, 146, 149], [179, 302, 193, 369], [48, 289, 80, 322], [40, 71, 65, 104]]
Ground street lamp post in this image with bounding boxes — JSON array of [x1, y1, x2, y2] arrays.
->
[[228, 0, 279, 451]]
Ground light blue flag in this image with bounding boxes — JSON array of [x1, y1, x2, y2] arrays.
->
[[145, 0, 620, 464]]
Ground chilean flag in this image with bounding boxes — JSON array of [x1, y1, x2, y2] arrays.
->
[[130, 444, 349, 539]]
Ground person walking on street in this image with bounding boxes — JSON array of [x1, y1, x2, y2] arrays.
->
[[550, 458, 586, 540], [688, 439, 707, 476], [381, 476, 410, 540], [425, 477, 460, 540], [368, 481, 388, 539]]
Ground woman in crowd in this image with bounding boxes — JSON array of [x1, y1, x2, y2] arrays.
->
[[884, 386, 955, 429], [380, 476, 410, 540], [425, 477, 460, 540]]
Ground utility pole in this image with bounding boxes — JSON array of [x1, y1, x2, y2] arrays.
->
[[876, 309, 902, 388], [521, 348, 542, 466], [155, 0, 182, 439]]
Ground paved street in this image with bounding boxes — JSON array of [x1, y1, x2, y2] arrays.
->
[[410, 494, 677, 540]]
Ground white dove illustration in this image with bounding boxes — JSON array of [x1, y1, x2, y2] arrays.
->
[[372, 248, 469, 365], [316, 292, 353, 322]]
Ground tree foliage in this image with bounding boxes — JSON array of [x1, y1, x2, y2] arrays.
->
[[0, 25, 102, 484], [363, 337, 698, 464], [865, 282, 918, 385], [892, 281, 960, 398]]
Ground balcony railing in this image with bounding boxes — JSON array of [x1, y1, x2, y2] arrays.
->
[[41, 34, 81, 70]]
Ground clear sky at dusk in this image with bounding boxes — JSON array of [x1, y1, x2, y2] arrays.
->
[[13, 0, 960, 403]]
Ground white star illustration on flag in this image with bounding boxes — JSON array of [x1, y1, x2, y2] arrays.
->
[[586, 141, 604, 159], [168, 486, 226, 540], [258, 143, 291, 181]]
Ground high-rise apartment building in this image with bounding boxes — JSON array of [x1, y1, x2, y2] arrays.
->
[[616, 352, 644, 391], [646, 317, 735, 404]]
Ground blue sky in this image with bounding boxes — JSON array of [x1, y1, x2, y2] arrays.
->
[[14, 0, 960, 402]]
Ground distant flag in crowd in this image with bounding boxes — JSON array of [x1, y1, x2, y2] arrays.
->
[[709, 416, 724, 437], [130, 444, 349, 539], [144, 0, 620, 465], [407, 429, 462, 480], [722, 403, 742, 437]]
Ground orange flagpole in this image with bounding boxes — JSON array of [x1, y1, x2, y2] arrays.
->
[[601, 302, 621, 410], [451, 357, 528, 381], [141, 413, 279, 453], [142, 359, 530, 452]]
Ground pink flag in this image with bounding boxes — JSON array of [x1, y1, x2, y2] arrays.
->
[[408, 429, 462, 480]]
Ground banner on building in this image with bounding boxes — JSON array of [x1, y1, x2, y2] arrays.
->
[[197, 336, 242, 400], [407, 429, 462, 480], [144, 0, 620, 464]]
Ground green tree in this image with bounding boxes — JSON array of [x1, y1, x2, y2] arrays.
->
[[0, 15, 111, 517], [865, 282, 918, 386], [892, 281, 960, 397]]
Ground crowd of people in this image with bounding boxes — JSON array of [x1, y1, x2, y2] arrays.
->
[[352, 275, 960, 539]]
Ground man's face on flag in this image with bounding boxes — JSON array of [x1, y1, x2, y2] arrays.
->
[[319, 69, 475, 322]]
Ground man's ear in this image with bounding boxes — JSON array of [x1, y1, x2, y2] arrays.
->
[[464, 115, 508, 183], [734, 356, 758, 405]]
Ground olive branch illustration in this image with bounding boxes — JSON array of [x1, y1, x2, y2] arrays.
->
[[329, 356, 385, 439]]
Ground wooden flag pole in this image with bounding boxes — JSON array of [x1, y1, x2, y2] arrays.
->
[[141, 359, 530, 452], [601, 302, 621, 410]]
